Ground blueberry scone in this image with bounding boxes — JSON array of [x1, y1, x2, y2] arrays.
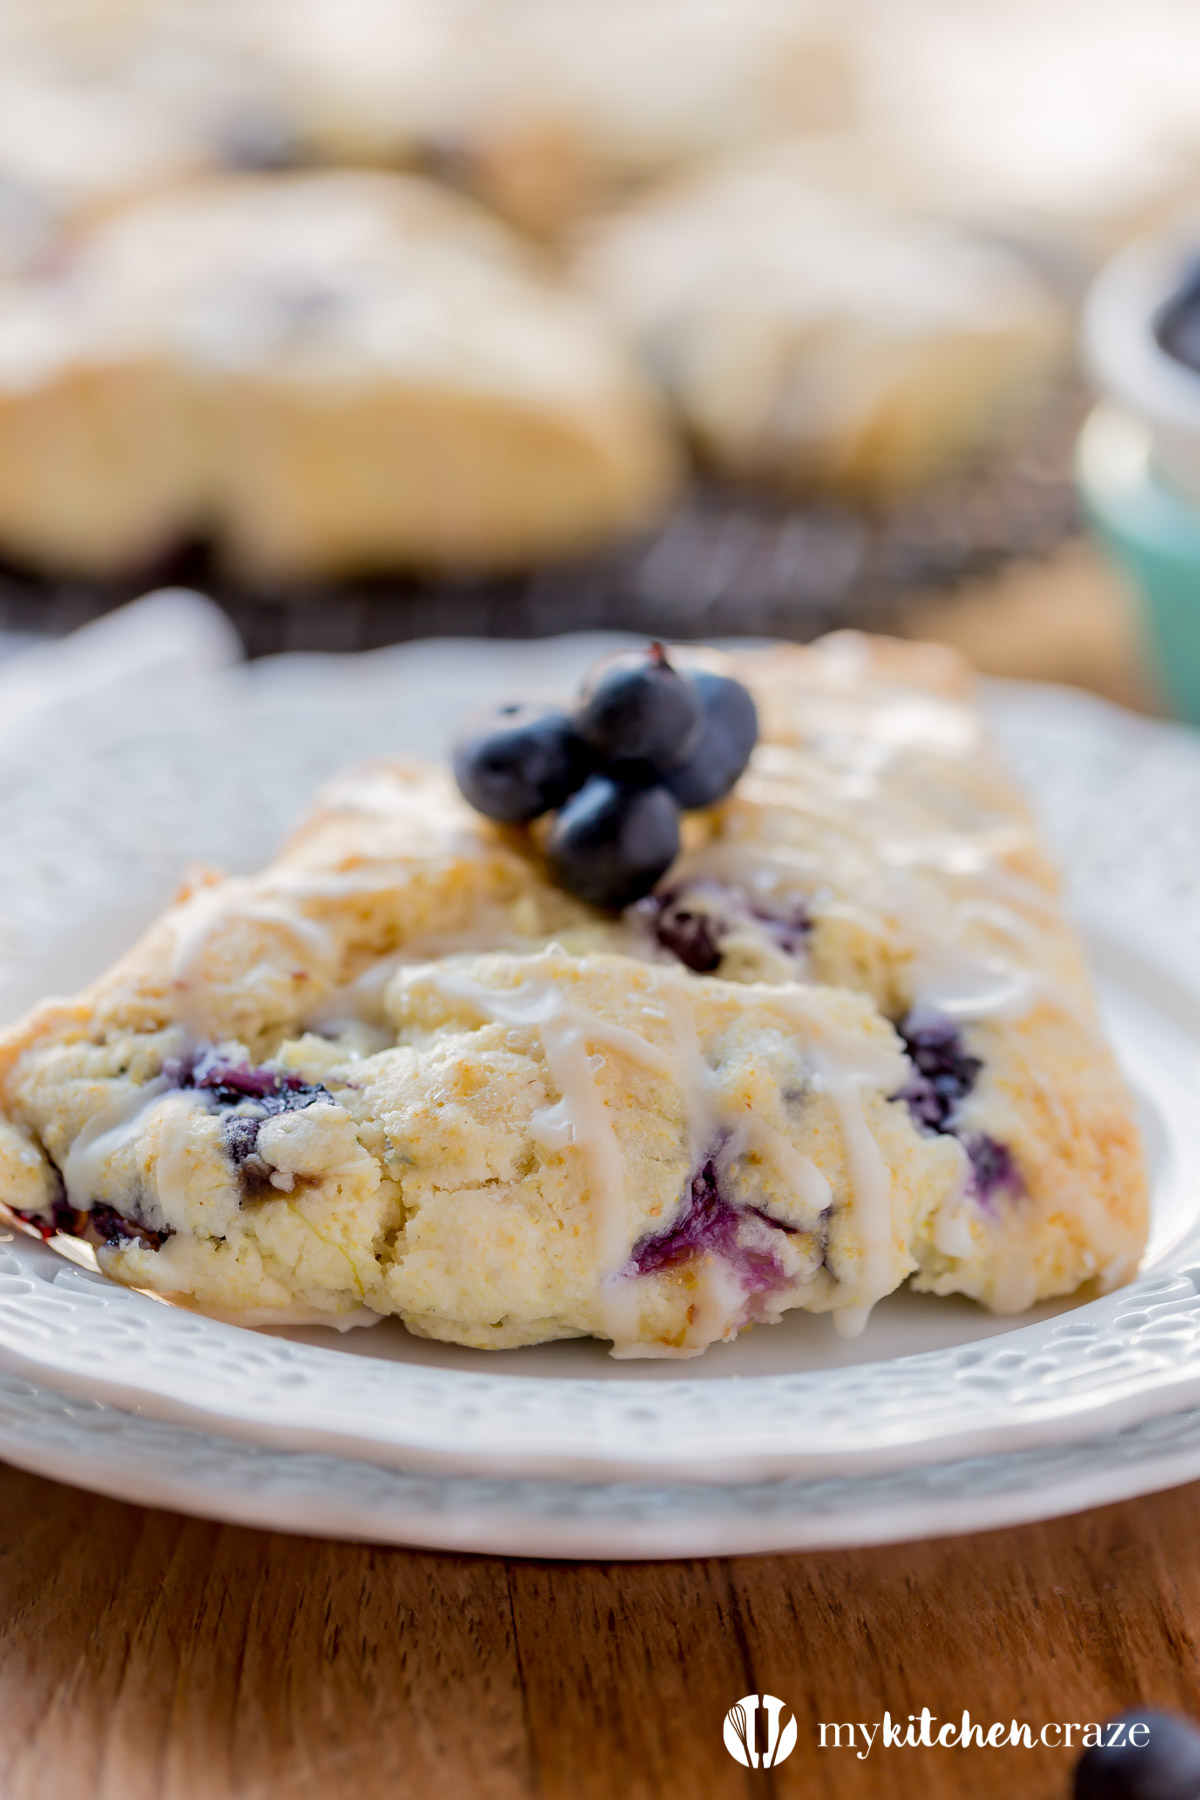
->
[[0, 66, 214, 280], [226, 0, 853, 237], [575, 144, 1065, 498], [0, 3, 289, 281], [0, 634, 1147, 1355], [626, 636, 1147, 1314], [0, 170, 678, 580]]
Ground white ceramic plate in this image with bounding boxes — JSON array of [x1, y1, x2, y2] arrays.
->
[[5, 1366, 1200, 1558], [0, 602, 1199, 1491]]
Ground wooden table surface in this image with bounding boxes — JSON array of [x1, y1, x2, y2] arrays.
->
[[5, 1463, 1199, 1800], [3, 545, 1187, 1800]]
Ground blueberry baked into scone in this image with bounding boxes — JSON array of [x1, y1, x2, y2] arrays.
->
[[0, 170, 677, 580], [0, 635, 1147, 1355]]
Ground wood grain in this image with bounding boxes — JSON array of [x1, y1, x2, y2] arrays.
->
[[1, 1461, 1198, 1800]]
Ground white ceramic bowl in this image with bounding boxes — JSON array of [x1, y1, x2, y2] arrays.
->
[[1084, 220, 1200, 506]]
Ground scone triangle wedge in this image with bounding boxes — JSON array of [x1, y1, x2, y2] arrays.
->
[[0, 634, 1148, 1358]]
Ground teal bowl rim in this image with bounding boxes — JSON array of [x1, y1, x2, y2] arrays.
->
[[1078, 403, 1200, 564], [1078, 401, 1200, 721]]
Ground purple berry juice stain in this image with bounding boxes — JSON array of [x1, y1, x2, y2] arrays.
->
[[628, 1157, 793, 1299], [12, 1198, 173, 1252]]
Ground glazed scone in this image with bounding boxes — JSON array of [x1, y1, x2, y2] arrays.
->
[[0, 171, 678, 579], [215, 0, 479, 171], [0, 633, 1147, 1349], [0, 752, 961, 1349], [0, 0, 290, 281], [575, 143, 1065, 498], [226, 0, 854, 236], [0, 64, 225, 280], [616, 636, 1148, 1313], [415, 0, 856, 238], [0, 947, 963, 1352]]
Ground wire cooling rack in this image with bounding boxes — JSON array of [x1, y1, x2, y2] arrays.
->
[[0, 385, 1083, 657]]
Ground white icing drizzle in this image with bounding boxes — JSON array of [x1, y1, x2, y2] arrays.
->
[[684, 815, 1059, 1028], [909, 949, 1038, 1023], [429, 958, 910, 1350], [872, 855, 1050, 1027], [62, 1078, 169, 1207], [935, 1217, 975, 1260], [656, 989, 718, 1161], [305, 897, 574, 1038], [527, 1096, 575, 1152], [657, 984, 833, 1225], [820, 1067, 895, 1340], [681, 687, 1103, 1037], [424, 957, 672, 1283], [950, 897, 1042, 942], [610, 1254, 749, 1361], [422, 957, 835, 1357], [153, 1092, 207, 1223], [767, 989, 905, 1336], [62, 1081, 212, 1228], [430, 958, 917, 1346], [733, 1113, 834, 1222]]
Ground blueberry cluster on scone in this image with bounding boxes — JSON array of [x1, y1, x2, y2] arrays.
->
[[0, 634, 1148, 1354], [454, 642, 757, 910]]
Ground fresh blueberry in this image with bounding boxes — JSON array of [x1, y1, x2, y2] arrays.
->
[[664, 671, 758, 809], [576, 643, 703, 780], [453, 701, 591, 824], [545, 775, 680, 911], [1074, 1709, 1200, 1799]]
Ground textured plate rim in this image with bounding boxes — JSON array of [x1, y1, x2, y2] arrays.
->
[[2, 1365, 1200, 1558]]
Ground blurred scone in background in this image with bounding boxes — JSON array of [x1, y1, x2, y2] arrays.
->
[[0, 0, 1189, 692]]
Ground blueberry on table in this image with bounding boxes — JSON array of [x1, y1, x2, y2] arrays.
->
[[576, 642, 703, 780], [546, 776, 680, 911], [1074, 1709, 1200, 1799], [453, 701, 590, 823], [664, 670, 759, 809]]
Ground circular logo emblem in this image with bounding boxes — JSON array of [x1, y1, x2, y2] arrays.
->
[[723, 1695, 798, 1768]]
